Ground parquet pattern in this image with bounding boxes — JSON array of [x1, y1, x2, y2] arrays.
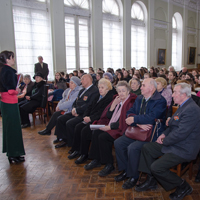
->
[[0, 116, 200, 200]]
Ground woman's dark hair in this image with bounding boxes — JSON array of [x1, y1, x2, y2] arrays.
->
[[60, 72, 65, 77], [97, 71, 103, 79], [0, 50, 14, 64]]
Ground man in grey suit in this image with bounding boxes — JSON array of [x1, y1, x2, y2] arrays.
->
[[135, 83, 200, 200], [34, 56, 49, 80]]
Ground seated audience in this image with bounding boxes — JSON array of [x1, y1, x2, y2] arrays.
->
[[38, 76, 82, 136], [195, 75, 200, 92], [135, 83, 200, 200], [53, 74, 99, 148], [19, 72, 46, 128], [185, 72, 194, 82], [73, 70, 78, 77], [18, 74, 34, 102], [84, 81, 137, 177], [129, 78, 141, 95], [103, 72, 117, 95], [167, 71, 177, 92], [53, 72, 67, 90], [114, 78, 166, 189], [18, 74, 25, 92], [192, 69, 199, 77], [78, 70, 85, 78], [143, 73, 150, 79], [179, 72, 186, 80], [150, 67, 157, 78], [67, 78, 114, 164], [94, 72, 103, 87], [155, 77, 172, 107], [114, 71, 124, 87], [123, 70, 132, 83], [129, 68, 134, 77]]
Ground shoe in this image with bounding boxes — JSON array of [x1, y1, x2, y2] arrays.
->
[[68, 151, 80, 159], [38, 129, 51, 135], [122, 177, 138, 189], [68, 149, 73, 154], [169, 180, 193, 200], [195, 170, 200, 183], [8, 157, 20, 164], [16, 156, 25, 162], [75, 155, 88, 164], [55, 141, 67, 148], [135, 175, 157, 192], [114, 170, 127, 182], [53, 138, 63, 144], [21, 123, 31, 128], [84, 159, 101, 170], [98, 164, 115, 177]]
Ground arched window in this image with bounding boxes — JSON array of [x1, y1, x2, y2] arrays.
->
[[12, 0, 53, 79], [172, 13, 182, 70], [131, 2, 147, 69], [102, 0, 122, 71], [64, 0, 90, 73]]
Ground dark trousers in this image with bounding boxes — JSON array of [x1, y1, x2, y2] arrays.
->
[[114, 135, 147, 178], [71, 122, 92, 154], [138, 142, 188, 191], [89, 130, 115, 164], [46, 110, 63, 131], [19, 100, 40, 124]]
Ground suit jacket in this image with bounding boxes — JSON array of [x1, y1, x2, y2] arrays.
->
[[162, 98, 200, 161], [127, 91, 167, 142], [72, 84, 99, 115], [83, 90, 114, 122], [34, 62, 49, 80]]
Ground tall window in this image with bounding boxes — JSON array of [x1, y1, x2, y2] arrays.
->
[[12, 0, 53, 79], [102, 0, 122, 71], [64, 0, 90, 73], [171, 13, 182, 71], [172, 17, 177, 69], [131, 2, 147, 69]]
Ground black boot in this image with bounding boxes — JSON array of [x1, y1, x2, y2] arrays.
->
[[169, 180, 193, 200], [135, 175, 157, 192]]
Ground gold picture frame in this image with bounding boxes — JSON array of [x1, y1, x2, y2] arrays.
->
[[188, 47, 196, 65], [157, 49, 166, 65]]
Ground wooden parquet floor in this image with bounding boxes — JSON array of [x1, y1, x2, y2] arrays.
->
[[0, 116, 200, 200]]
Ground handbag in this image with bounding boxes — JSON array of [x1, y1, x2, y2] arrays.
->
[[125, 125, 153, 142]]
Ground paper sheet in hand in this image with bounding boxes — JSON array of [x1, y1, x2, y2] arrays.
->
[[90, 125, 105, 130]]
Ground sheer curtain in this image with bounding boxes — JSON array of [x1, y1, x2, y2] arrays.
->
[[172, 17, 177, 69], [131, 2, 147, 69], [102, 0, 122, 71], [64, 0, 90, 73], [12, 4, 53, 79]]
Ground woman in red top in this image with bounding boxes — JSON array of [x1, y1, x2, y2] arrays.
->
[[0, 50, 25, 164]]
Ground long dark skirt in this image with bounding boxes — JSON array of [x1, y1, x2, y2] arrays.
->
[[1, 101, 25, 157]]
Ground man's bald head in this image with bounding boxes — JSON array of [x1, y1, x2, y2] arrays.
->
[[141, 78, 157, 98], [81, 74, 93, 88]]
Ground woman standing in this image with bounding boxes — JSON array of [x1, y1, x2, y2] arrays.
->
[[0, 50, 25, 163]]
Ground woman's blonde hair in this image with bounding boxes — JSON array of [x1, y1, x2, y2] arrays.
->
[[98, 78, 112, 90], [155, 77, 167, 88]]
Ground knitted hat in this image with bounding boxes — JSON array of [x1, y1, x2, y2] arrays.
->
[[103, 72, 113, 82], [33, 72, 44, 79], [70, 76, 81, 86]]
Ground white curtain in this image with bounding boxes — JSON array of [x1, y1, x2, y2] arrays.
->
[[103, 20, 122, 70], [65, 16, 89, 73], [13, 6, 53, 79], [172, 31, 177, 69]]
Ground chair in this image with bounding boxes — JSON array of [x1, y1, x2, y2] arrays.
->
[[32, 85, 49, 127]]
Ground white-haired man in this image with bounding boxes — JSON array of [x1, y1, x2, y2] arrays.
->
[[135, 83, 200, 200]]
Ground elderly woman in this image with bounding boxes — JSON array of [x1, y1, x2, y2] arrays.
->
[[38, 76, 82, 138], [129, 78, 141, 95], [19, 72, 46, 128], [0, 50, 25, 163], [67, 78, 114, 163], [84, 81, 137, 177], [155, 77, 172, 107], [18, 74, 34, 102]]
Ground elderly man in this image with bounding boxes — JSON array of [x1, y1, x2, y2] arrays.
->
[[34, 56, 49, 80], [114, 78, 167, 189], [54, 74, 99, 148], [135, 83, 200, 200]]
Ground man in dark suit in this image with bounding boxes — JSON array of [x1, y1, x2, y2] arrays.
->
[[135, 83, 200, 200], [34, 56, 49, 80], [54, 74, 99, 148]]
